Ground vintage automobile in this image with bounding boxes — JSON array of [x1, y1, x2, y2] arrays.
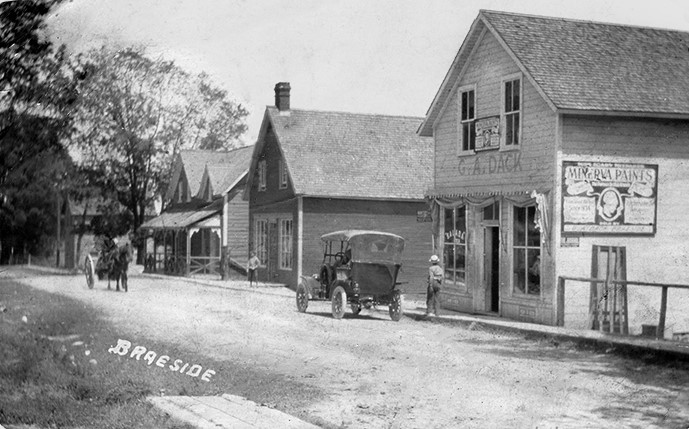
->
[[296, 230, 405, 321]]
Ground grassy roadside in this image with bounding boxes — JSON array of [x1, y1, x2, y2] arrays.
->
[[0, 278, 328, 428]]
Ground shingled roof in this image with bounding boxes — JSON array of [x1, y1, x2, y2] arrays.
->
[[166, 146, 253, 201], [420, 10, 689, 136], [253, 107, 433, 201]]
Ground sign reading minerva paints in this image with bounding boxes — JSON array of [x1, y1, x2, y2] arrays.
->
[[561, 161, 658, 234]]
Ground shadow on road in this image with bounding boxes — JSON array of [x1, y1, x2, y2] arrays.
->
[[460, 333, 689, 427]]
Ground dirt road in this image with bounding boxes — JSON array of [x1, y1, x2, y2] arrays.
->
[[7, 267, 689, 428]]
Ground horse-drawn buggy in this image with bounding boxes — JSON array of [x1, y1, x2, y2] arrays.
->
[[84, 237, 132, 292], [296, 230, 405, 321]]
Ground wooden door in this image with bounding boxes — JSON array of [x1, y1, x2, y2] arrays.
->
[[590, 245, 628, 334]]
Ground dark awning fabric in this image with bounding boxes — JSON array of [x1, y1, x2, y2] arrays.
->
[[140, 200, 222, 230]]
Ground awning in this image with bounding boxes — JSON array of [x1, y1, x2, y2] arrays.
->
[[140, 200, 222, 230]]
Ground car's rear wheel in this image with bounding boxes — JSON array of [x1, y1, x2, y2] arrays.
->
[[296, 281, 309, 313], [389, 290, 403, 321], [331, 285, 347, 319]]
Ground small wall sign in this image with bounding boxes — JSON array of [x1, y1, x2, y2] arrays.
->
[[417, 210, 432, 222], [475, 116, 500, 151], [560, 236, 580, 248]]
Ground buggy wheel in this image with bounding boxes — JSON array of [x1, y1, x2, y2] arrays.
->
[[389, 290, 403, 321], [351, 303, 362, 315], [296, 281, 309, 313], [84, 255, 95, 289], [331, 285, 347, 319]]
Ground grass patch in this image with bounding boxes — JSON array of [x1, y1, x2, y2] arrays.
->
[[0, 279, 327, 428]]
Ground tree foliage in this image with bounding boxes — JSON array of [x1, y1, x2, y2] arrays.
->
[[0, 0, 77, 262], [69, 46, 249, 237]]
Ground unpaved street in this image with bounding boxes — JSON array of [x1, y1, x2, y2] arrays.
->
[[7, 267, 689, 428]]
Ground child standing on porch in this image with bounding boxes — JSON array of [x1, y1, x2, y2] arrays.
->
[[247, 251, 261, 287]]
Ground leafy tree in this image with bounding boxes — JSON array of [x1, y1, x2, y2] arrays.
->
[[0, 0, 77, 263], [68, 46, 248, 262]]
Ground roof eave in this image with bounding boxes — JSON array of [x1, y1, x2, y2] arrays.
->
[[557, 108, 689, 120]]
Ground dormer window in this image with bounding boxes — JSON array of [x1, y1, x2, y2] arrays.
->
[[502, 75, 521, 147], [279, 159, 288, 189], [458, 86, 476, 154], [258, 160, 267, 192], [177, 181, 184, 203]]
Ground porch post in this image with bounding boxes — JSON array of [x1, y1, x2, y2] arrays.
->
[[185, 228, 191, 276]]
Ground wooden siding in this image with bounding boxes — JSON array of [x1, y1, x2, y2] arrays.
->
[[433, 31, 557, 195], [250, 125, 295, 207], [302, 198, 433, 296], [225, 187, 249, 268], [557, 115, 689, 335], [249, 199, 298, 286]]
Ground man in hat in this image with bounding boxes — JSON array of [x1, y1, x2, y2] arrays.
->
[[247, 251, 261, 287], [426, 254, 443, 317]]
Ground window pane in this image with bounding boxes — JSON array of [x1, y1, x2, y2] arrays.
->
[[461, 92, 467, 120], [527, 249, 540, 295], [444, 208, 453, 236], [444, 244, 455, 283], [527, 206, 541, 247], [469, 122, 475, 150], [468, 90, 475, 119], [513, 79, 520, 109], [513, 206, 525, 246], [505, 81, 512, 112], [462, 124, 469, 151], [513, 249, 526, 293], [513, 114, 520, 145]]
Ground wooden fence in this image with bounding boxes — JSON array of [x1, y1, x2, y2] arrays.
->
[[557, 276, 689, 339]]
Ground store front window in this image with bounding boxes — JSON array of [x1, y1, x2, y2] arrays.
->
[[443, 206, 467, 286], [513, 205, 540, 295]]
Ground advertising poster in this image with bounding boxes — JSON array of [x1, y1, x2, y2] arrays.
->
[[561, 161, 658, 234]]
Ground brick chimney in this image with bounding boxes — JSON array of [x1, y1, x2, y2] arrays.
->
[[274, 82, 291, 111]]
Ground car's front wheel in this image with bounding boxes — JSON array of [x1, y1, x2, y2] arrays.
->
[[296, 281, 309, 313], [331, 284, 347, 319], [389, 290, 403, 322]]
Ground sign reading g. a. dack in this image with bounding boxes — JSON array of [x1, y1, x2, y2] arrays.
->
[[561, 161, 658, 234]]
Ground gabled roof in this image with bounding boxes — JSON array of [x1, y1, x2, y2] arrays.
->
[[165, 146, 254, 201], [420, 10, 689, 136], [248, 107, 433, 201]]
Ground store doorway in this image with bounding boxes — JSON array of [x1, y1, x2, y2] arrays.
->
[[484, 226, 500, 313]]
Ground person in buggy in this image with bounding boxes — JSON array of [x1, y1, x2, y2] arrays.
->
[[100, 236, 120, 271]]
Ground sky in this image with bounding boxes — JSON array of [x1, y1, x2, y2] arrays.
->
[[45, 0, 689, 144]]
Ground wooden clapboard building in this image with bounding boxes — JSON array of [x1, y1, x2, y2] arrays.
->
[[245, 83, 434, 294], [421, 10, 689, 335], [141, 146, 253, 277]]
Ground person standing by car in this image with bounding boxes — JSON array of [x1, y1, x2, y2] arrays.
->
[[247, 251, 261, 287], [426, 255, 443, 317]]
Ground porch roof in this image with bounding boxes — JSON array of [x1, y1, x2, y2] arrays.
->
[[140, 200, 222, 230]]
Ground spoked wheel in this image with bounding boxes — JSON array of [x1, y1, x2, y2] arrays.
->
[[84, 255, 95, 289], [389, 290, 403, 322], [331, 285, 347, 319], [296, 281, 309, 313], [351, 303, 362, 315]]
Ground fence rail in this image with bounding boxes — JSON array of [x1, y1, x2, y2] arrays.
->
[[558, 276, 689, 339]]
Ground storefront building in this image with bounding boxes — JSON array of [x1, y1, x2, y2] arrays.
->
[[245, 83, 434, 293], [420, 11, 689, 334]]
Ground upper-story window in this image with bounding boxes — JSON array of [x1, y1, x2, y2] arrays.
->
[[279, 159, 288, 189], [503, 76, 521, 147], [458, 86, 476, 154], [177, 180, 185, 203], [258, 160, 267, 192]]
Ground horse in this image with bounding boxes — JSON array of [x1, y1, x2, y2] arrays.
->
[[98, 243, 133, 292]]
